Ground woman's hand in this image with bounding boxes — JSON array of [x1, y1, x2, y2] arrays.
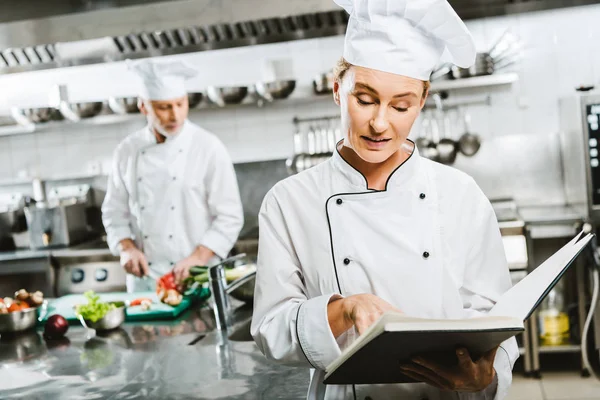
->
[[400, 347, 498, 393], [328, 293, 401, 337]]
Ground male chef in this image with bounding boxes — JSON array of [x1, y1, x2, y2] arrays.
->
[[102, 59, 244, 292]]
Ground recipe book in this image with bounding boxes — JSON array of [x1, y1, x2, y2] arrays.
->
[[324, 231, 594, 385]]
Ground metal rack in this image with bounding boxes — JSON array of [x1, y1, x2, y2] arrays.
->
[[286, 115, 341, 175]]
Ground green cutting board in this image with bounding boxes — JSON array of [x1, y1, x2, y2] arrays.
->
[[40, 291, 202, 324]]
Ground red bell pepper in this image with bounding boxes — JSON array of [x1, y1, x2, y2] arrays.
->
[[156, 272, 177, 295]]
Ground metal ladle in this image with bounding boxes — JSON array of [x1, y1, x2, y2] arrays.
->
[[458, 111, 481, 157], [437, 112, 458, 165]]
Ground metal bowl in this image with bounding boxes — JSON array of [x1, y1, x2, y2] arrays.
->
[[207, 86, 248, 106], [69, 102, 104, 119], [256, 80, 296, 101], [0, 307, 39, 334], [187, 92, 204, 108], [107, 97, 140, 114], [84, 302, 126, 331]]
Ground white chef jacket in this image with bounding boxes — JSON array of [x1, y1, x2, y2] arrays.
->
[[102, 120, 244, 291], [251, 141, 519, 400]]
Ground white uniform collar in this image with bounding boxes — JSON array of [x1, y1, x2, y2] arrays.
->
[[331, 139, 421, 191]]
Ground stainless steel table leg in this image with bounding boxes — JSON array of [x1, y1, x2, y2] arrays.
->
[[530, 310, 541, 378], [522, 318, 533, 376]]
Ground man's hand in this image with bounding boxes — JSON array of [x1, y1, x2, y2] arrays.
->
[[328, 293, 402, 337], [400, 346, 498, 393], [119, 239, 149, 278], [173, 245, 215, 286]]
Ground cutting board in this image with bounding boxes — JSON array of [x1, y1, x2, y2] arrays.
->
[[39, 291, 205, 324]]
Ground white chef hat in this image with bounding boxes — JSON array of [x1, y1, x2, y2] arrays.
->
[[128, 59, 198, 100], [334, 0, 476, 80]]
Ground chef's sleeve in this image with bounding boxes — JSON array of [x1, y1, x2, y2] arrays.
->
[[458, 178, 519, 400], [251, 190, 342, 370], [102, 145, 134, 255], [200, 141, 244, 259]]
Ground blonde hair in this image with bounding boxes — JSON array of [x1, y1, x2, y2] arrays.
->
[[333, 57, 430, 98]]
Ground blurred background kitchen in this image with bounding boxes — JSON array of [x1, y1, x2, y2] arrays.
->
[[1, 0, 600, 398]]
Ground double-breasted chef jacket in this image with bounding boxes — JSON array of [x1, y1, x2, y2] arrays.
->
[[102, 120, 244, 292], [251, 141, 518, 400]]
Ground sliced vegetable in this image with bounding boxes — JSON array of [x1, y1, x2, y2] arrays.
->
[[130, 298, 153, 307], [189, 266, 208, 276], [7, 302, 24, 313], [29, 291, 44, 307], [14, 289, 29, 302], [75, 291, 116, 323], [163, 289, 182, 306]]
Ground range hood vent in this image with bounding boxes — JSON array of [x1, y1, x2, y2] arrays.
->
[[0, 10, 348, 75]]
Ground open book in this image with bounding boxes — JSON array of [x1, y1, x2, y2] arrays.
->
[[324, 231, 594, 385]]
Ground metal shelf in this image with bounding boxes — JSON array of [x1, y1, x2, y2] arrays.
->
[[538, 343, 581, 354], [430, 73, 519, 92]]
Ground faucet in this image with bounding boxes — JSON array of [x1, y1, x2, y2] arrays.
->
[[207, 254, 256, 331]]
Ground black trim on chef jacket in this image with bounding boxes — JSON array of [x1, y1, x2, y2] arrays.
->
[[325, 140, 416, 294], [325, 141, 416, 400]]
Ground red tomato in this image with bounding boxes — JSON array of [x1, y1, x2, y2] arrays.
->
[[130, 298, 152, 306], [156, 272, 177, 294]]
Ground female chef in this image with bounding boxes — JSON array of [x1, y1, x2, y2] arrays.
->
[[251, 1, 519, 399]]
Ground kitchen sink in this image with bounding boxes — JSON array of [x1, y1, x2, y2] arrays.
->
[[227, 319, 254, 342]]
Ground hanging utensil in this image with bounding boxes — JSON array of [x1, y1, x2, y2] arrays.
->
[[437, 111, 458, 165], [458, 111, 482, 157], [415, 112, 433, 151], [421, 116, 441, 162]]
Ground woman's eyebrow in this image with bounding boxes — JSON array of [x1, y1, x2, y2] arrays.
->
[[353, 82, 417, 99]]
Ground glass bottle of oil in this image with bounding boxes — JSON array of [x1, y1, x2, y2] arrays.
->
[[538, 280, 570, 346]]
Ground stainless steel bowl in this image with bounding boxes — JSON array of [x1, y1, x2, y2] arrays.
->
[[256, 80, 296, 101], [69, 102, 104, 119], [187, 92, 204, 108], [207, 86, 249, 106], [107, 97, 140, 114], [84, 302, 126, 331], [0, 307, 39, 334]]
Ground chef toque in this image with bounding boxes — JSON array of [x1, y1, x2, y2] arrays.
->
[[128, 59, 198, 100], [333, 0, 476, 80]]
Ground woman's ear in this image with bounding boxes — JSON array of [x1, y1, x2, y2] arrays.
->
[[333, 80, 341, 106]]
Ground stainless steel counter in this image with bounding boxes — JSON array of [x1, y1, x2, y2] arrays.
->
[[0, 302, 308, 399], [519, 204, 585, 239]]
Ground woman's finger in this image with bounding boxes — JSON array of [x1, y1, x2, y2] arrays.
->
[[400, 366, 452, 391]]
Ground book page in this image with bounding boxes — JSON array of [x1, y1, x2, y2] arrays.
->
[[489, 232, 592, 320]]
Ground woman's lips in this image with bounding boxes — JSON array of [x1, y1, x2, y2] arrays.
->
[[361, 136, 391, 149]]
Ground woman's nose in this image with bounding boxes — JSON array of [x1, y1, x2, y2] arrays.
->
[[370, 107, 389, 133]]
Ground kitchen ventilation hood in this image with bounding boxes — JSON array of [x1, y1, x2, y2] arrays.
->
[[0, 0, 599, 75]]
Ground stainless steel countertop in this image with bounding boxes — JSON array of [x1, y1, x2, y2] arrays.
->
[[0, 302, 308, 399], [518, 204, 584, 225]]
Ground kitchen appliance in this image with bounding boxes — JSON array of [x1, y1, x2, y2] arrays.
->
[[53, 253, 126, 296], [558, 91, 600, 370], [0, 193, 29, 250], [24, 184, 93, 249]]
